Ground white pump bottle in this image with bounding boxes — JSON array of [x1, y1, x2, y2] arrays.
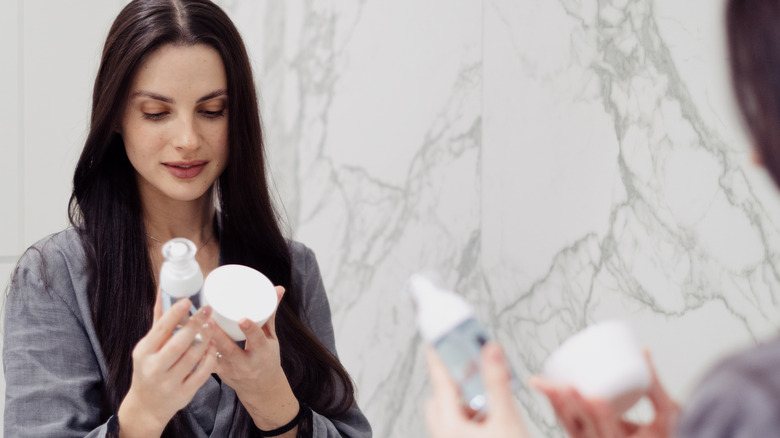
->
[[160, 238, 202, 321], [409, 274, 495, 416]]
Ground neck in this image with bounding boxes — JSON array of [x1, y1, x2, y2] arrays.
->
[[141, 188, 216, 246]]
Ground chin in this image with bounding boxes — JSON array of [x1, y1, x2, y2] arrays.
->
[[170, 190, 212, 203], [157, 183, 214, 203]]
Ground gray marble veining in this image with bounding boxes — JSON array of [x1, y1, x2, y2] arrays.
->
[[219, 1, 780, 437]]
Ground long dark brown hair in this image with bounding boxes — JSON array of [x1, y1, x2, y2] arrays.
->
[[69, 0, 355, 435], [727, 0, 780, 188]]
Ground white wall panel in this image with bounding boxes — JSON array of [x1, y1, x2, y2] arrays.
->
[[22, 1, 125, 248], [0, 0, 21, 256]]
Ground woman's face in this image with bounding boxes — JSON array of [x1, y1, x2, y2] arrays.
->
[[121, 43, 229, 204]]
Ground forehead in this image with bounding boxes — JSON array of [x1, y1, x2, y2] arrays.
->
[[130, 44, 227, 98]]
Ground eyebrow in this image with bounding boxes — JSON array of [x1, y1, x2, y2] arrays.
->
[[130, 89, 227, 104]]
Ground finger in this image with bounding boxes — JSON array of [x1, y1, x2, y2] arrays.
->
[[211, 323, 245, 361], [263, 286, 285, 338], [530, 376, 611, 438], [554, 387, 587, 438], [183, 340, 219, 392], [528, 375, 570, 411], [619, 419, 640, 435], [155, 306, 212, 370], [425, 395, 472, 438], [569, 391, 619, 438], [239, 318, 268, 353], [153, 287, 163, 322], [169, 319, 216, 378], [479, 343, 517, 421], [548, 386, 596, 438], [136, 298, 192, 355], [424, 347, 464, 415], [529, 374, 560, 396], [424, 397, 441, 436], [643, 350, 676, 408], [589, 399, 623, 438], [642, 349, 681, 427]]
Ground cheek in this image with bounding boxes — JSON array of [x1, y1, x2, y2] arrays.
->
[[207, 124, 229, 164], [121, 121, 159, 165], [214, 146, 229, 175]]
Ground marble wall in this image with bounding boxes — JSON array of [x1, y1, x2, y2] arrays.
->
[[4, 1, 780, 437]]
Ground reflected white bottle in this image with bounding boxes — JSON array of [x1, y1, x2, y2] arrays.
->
[[409, 274, 496, 416], [160, 238, 202, 324]]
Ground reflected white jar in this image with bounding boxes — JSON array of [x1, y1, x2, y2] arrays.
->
[[543, 320, 651, 414]]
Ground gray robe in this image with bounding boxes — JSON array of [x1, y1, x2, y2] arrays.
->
[[3, 229, 371, 437], [676, 336, 780, 438]]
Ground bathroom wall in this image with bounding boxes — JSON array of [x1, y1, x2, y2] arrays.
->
[[0, 0, 132, 429], [3, 1, 779, 437]]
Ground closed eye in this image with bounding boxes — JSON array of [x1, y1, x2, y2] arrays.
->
[[202, 109, 226, 119], [143, 112, 168, 121]]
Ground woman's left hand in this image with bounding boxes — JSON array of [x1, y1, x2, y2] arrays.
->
[[212, 286, 300, 432], [530, 351, 680, 438]]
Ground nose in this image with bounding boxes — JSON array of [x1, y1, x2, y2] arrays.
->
[[172, 116, 199, 151]]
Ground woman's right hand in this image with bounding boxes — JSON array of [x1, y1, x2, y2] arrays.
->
[[117, 295, 219, 437]]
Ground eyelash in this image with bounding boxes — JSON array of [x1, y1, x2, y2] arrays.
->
[[142, 109, 226, 121], [202, 109, 226, 119], [142, 112, 168, 121]]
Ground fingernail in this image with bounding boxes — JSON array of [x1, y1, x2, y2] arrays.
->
[[196, 306, 212, 319], [239, 320, 251, 329]]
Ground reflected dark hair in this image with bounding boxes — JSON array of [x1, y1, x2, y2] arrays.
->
[[69, 0, 355, 435], [726, 0, 780, 188]]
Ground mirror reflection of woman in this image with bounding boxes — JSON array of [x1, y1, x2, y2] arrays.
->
[[3, 1, 371, 437], [425, 0, 780, 437]]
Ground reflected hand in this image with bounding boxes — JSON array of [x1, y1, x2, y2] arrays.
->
[[530, 351, 680, 438], [425, 342, 529, 438]]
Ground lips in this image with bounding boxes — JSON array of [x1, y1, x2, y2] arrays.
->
[[163, 161, 208, 179]]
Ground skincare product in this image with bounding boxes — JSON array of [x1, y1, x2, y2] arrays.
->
[[201, 264, 278, 341], [543, 320, 651, 413], [160, 238, 202, 323], [410, 274, 497, 416]]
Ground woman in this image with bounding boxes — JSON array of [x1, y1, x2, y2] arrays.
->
[[3, 1, 371, 437], [426, 0, 780, 437]]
